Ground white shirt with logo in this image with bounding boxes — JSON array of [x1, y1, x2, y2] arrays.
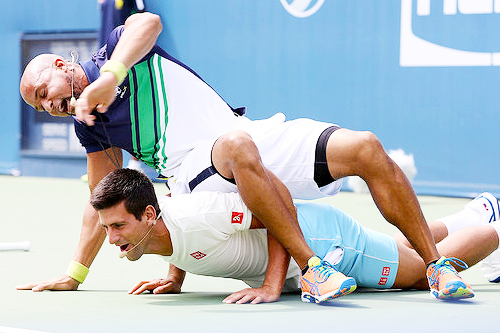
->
[[158, 192, 301, 288]]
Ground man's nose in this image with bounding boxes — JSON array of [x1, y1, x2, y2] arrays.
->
[[41, 99, 53, 112], [107, 230, 119, 244]]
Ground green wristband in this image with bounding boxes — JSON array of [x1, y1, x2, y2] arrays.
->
[[66, 260, 89, 284], [99, 60, 128, 85]]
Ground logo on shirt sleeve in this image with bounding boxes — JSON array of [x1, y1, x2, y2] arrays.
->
[[231, 212, 244, 224], [190, 251, 206, 260]]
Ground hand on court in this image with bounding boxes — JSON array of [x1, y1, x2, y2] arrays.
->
[[15, 275, 80, 292], [222, 286, 281, 304], [128, 278, 182, 295], [75, 71, 117, 126]]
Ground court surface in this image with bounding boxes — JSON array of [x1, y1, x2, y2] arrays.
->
[[1, 175, 499, 333]]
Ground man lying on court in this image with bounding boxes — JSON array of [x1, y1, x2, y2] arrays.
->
[[19, 11, 474, 299], [91, 169, 499, 303]]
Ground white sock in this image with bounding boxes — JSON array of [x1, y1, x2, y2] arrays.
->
[[437, 208, 484, 235], [439, 194, 499, 235]]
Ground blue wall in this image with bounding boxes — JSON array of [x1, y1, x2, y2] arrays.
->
[[3, 1, 500, 197], [0, 0, 99, 175]]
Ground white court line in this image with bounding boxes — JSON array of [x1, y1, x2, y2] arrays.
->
[[0, 241, 30, 251], [0, 327, 54, 333]]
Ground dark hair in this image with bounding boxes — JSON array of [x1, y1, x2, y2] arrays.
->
[[90, 168, 160, 220]]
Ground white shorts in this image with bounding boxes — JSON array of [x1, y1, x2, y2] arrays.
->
[[168, 114, 343, 199]]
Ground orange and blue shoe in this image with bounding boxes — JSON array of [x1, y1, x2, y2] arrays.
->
[[426, 256, 474, 300], [300, 256, 357, 303]]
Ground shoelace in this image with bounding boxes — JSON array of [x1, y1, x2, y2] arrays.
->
[[310, 260, 338, 283], [428, 257, 469, 288]]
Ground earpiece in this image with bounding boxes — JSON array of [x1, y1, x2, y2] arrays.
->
[[69, 50, 79, 112]]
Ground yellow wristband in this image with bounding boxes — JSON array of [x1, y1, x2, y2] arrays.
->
[[100, 60, 128, 85], [66, 260, 89, 284]]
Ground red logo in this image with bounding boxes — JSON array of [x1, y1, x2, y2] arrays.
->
[[231, 212, 244, 224], [190, 251, 206, 260], [382, 267, 391, 276], [378, 277, 388, 286]]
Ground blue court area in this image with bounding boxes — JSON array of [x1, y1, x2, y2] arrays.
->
[[1, 175, 499, 333]]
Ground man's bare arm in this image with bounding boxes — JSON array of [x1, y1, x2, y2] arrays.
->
[[223, 169, 296, 304], [73, 148, 123, 268], [222, 230, 290, 304], [75, 12, 162, 125], [16, 148, 122, 291]]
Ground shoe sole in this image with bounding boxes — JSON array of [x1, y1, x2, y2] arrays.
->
[[489, 275, 500, 283], [301, 277, 357, 303], [430, 281, 475, 300]]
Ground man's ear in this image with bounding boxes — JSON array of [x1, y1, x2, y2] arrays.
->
[[143, 205, 157, 225], [54, 58, 69, 71]]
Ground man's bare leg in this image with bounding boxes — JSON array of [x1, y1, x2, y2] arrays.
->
[[393, 222, 499, 289], [325, 129, 439, 266], [211, 130, 314, 269]]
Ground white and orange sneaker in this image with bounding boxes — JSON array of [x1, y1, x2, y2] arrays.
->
[[426, 256, 474, 300], [300, 256, 357, 303]]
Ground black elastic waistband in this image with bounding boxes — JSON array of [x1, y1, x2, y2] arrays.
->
[[314, 126, 341, 187]]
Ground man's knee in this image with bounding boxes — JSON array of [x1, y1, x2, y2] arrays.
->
[[213, 130, 261, 171], [216, 130, 256, 156], [326, 129, 389, 178], [354, 131, 382, 154], [352, 131, 386, 161], [330, 129, 385, 162]]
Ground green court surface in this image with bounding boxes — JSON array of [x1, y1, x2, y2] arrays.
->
[[1, 175, 499, 333]]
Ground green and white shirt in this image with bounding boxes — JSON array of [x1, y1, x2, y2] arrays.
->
[[76, 25, 248, 175]]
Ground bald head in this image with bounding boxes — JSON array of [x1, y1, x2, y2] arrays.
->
[[20, 54, 60, 105], [20, 53, 87, 117]]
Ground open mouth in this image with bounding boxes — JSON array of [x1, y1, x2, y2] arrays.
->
[[62, 98, 75, 115], [53, 98, 74, 116], [120, 244, 129, 252]]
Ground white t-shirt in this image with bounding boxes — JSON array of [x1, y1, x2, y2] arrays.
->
[[158, 192, 301, 290]]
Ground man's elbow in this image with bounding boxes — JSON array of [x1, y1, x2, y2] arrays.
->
[[146, 12, 163, 33], [125, 12, 163, 33]]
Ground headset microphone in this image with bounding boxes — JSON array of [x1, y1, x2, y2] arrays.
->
[[69, 50, 79, 111], [119, 209, 161, 259]]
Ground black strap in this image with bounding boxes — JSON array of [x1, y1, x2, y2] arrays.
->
[[314, 126, 340, 187], [232, 106, 246, 116], [188, 166, 218, 191]]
